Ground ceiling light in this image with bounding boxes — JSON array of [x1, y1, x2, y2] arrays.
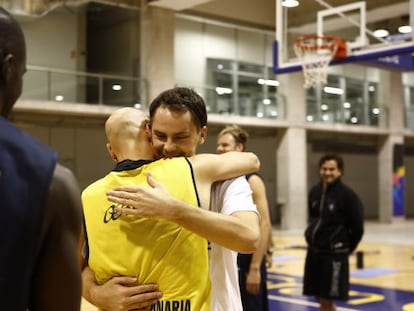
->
[[257, 78, 280, 87], [112, 84, 122, 91], [215, 87, 232, 95], [343, 102, 351, 109], [55, 95, 64, 102], [373, 29, 389, 38], [281, 0, 299, 8], [323, 86, 344, 95], [262, 98, 271, 105], [398, 25, 412, 34]]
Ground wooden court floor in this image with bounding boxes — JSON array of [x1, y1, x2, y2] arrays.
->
[[81, 220, 414, 311], [268, 220, 414, 310]]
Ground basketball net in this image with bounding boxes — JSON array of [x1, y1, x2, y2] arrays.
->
[[293, 35, 340, 89]]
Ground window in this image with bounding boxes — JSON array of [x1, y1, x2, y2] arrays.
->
[[404, 85, 414, 130], [306, 74, 380, 127], [205, 59, 284, 119]]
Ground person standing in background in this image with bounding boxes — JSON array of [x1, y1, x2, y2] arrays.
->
[[0, 7, 82, 311], [216, 124, 272, 311], [303, 153, 364, 311]]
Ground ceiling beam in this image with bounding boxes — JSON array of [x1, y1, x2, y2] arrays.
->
[[148, 0, 215, 11]]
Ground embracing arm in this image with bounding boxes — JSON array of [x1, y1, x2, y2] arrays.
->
[[189, 151, 260, 182], [149, 196, 259, 253], [82, 266, 162, 311], [30, 164, 82, 311], [108, 175, 260, 253], [245, 174, 272, 294]]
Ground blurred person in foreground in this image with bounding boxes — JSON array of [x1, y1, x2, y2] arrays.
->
[[0, 7, 82, 311]]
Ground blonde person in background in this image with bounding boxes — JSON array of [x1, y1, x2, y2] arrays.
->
[[216, 124, 272, 311]]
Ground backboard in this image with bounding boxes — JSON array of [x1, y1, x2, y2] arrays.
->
[[274, 0, 414, 74]]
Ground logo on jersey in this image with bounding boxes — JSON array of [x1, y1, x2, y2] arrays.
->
[[103, 204, 123, 223], [150, 299, 191, 311]]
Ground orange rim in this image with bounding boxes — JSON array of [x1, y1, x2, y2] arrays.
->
[[293, 34, 342, 52]]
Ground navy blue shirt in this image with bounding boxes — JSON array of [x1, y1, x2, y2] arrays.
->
[[0, 117, 57, 310]]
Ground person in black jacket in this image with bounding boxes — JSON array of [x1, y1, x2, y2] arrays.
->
[[303, 153, 364, 311]]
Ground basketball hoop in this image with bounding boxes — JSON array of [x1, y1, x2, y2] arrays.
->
[[293, 34, 344, 89]]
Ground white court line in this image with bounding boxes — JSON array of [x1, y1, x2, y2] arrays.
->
[[268, 295, 360, 311]]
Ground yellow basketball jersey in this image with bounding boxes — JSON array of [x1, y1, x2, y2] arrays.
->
[[82, 158, 210, 311]]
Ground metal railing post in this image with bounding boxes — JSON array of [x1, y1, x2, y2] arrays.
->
[[99, 76, 104, 105]]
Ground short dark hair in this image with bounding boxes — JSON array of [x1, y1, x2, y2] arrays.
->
[[149, 87, 207, 131], [0, 7, 25, 61], [0, 7, 26, 117], [319, 153, 344, 172]]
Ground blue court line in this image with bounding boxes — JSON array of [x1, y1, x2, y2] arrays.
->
[[267, 272, 414, 311], [273, 255, 300, 262], [351, 267, 398, 278]]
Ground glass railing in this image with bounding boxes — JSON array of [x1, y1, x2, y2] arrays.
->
[[406, 107, 414, 130], [22, 65, 148, 108], [305, 79, 388, 128], [177, 83, 287, 120], [306, 99, 388, 128]]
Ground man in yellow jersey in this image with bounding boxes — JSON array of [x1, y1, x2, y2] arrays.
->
[[81, 105, 260, 311]]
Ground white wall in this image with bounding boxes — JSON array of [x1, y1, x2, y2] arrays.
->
[[174, 16, 275, 87], [308, 150, 379, 219], [17, 122, 112, 190], [20, 9, 82, 103], [174, 18, 206, 86]]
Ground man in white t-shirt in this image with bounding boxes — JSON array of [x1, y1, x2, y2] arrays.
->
[[209, 178, 257, 311], [82, 87, 259, 311]]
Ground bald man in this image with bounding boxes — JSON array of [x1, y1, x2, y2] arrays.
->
[[81, 107, 259, 311]]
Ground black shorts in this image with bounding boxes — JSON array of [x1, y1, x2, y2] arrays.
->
[[303, 248, 349, 300]]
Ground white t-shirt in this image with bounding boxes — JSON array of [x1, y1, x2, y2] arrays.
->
[[209, 176, 258, 311]]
